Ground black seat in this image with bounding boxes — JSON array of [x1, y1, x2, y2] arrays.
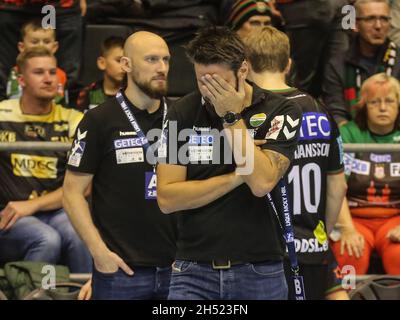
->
[[350, 275, 400, 300], [79, 24, 132, 87]]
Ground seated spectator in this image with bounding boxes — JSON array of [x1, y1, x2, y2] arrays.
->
[[6, 20, 68, 105], [0, 1, 85, 101], [389, 0, 400, 46], [331, 73, 400, 275], [322, 0, 400, 126], [0, 47, 91, 273], [225, 0, 277, 39], [76, 36, 125, 112], [276, 0, 350, 98]]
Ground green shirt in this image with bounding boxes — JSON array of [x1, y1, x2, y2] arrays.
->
[[339, 120, 400, 144]]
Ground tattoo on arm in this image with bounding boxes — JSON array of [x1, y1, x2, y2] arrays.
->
[[266, 150, 290, 178]]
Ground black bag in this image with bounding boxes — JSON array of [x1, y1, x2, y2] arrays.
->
[[350, 276, 400, 300], [23, 282, 83, 300]]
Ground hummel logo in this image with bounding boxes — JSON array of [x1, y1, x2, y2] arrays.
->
[[77, 128, 87, 140], [119, 131, 137, 136], [283, 115, 299, 140]]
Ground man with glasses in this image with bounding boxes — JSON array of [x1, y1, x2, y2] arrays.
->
[[322, 0, 400, 126]]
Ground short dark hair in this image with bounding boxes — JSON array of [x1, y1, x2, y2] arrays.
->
[[100, 36, 125, 57], [185, 26, 246, 74], [20, 19, 56, 41]]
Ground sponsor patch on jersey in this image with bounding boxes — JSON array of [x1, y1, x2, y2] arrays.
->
[[0, 130, 16, 142], [114, 137, 147, 149], [294, 238, 329, 253], [351, 158, 370, 175], [188, 134, 214, 145], [115, 147, 144, 164], [68, 140, 86, 167], [53, 123, 69, 132], [193, 126, 211, 132], [119, 131, 137, 136], [313, 220, 327, 245], [265, 115, 284, 140], [299, 112, 331, 141], [370, 153, 392, 163], [11, 153, 58, 179], [390, 163, 400, 177], [24, 124, 46, 138], [249, 113, 267, 127], [188, 146, 213, 162]]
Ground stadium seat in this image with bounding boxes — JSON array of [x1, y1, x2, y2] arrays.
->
[[350, 275, 400, 300]]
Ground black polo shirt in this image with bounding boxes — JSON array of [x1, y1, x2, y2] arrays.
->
[[165, 83, 302, 262], [67, 93, 177, 268]]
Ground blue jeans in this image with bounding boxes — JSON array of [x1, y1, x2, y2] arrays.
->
[[92, 266, 172, 300], [0, 209, 92, 273], [168, 260, 288, 300]]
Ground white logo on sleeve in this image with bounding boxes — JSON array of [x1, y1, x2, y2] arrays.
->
[[68, 129, 87, 167], [265, 115, 284, 140], [283, 115, 299, 139]]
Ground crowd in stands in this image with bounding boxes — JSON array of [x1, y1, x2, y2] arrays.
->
[[0, 0, 400, 300]]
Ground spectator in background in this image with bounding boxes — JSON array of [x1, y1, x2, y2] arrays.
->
[[0, 0, 86, 101], [389, 0, 400, 46], [0, 47, 91, 273], [331, 73, 400, 275], [243, 26, 348, 300], [322, 0, 400, 126], [6, 19, 68, 105], [225, 0, 279, 39], [276, 0, 350, 98], [76, 36, 125, 112]]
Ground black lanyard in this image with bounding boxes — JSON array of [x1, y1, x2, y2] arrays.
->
[[115, 91, 168, 168], [267, 179, 306, 300]]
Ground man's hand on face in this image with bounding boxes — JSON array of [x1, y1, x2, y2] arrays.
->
[[0, 200, 39, 230], [200, 72, 246, 117]]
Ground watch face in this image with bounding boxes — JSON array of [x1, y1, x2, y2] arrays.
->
[[224, 112, 236, 123]]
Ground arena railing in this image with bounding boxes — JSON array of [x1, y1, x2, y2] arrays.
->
[[1, 142, 400, 152], [1, 142, 397, 286]]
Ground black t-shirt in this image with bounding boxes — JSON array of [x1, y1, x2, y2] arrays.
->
[[272, 88, 344, 264], [67, 94, 177, 268], [165, 83, 302, 262]]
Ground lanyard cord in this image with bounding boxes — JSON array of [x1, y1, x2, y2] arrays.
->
[[115, 91, 168, 169]]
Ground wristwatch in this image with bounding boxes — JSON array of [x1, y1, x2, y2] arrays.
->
[[221, 111, 242, 126]]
